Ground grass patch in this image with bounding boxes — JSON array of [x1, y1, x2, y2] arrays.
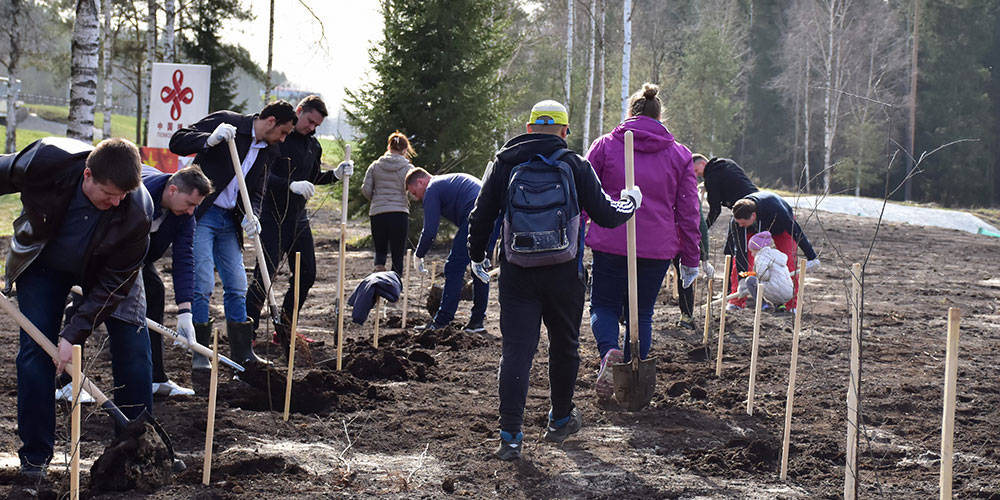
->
[[0, 192, 22, 237], [0, 126, 50, 150]]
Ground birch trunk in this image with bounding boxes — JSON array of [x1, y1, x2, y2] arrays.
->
[[143, 0, 157, 145], [101, 0, 112, 139], [4, 0, 21, 153], [265, 0, 274, 102], [582, 0, 596, 150], [620, 0, 632, 122], [164, 0, 175, 62], [68, 0, 100, 142], [596, 0, 605, 136], [564, 0, 573, 106]]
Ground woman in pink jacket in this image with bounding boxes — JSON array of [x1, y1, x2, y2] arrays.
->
[[585, 83, 702, 399]]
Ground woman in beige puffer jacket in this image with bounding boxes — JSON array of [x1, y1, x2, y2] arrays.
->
[[361, 132, 415, 274]]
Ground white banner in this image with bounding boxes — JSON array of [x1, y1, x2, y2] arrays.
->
[[147, 63, 211, 148]]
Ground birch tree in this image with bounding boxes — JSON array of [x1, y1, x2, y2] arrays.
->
[[143, 0, 157, 145], [102, 0, 113, 139], [582, 0, 596, 149], [163, 0, 175, 62], [620, 0, 631, 122], [564, 0, 573, 106], [68, 0, 101, 142], [1, 0, 24, 152], [595, 0, 605, 136]]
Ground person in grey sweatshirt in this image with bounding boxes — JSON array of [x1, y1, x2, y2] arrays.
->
[[361, 131, 415, 274]]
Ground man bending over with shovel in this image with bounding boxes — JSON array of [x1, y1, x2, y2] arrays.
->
[[0, 137, 152, 479], [468, 100, 641, 460]]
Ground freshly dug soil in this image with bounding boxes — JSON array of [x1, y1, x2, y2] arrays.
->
[[89, 420, 172, 492]]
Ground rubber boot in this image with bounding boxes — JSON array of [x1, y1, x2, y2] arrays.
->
[[228, 320, 269, 366], [191, 321, 213, 371]]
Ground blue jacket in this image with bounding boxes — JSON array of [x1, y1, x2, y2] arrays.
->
[[347, 271, 402, 324], [415, 173, 482, 258], [142, 166, 197, 304]]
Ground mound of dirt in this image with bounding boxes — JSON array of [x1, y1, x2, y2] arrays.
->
[[413, 324, 487, 351], [224, 364, 379, 414], [425, 282, 475, 314], [682, 438, 778, 474], [89, 421, 173, 492]]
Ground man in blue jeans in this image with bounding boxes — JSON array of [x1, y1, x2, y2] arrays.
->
[[405, 167, 492, 333], [169, 100, 296, 367], [0, 137, 152, 479]]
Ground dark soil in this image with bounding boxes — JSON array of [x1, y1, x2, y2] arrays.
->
[[1, 204, 999, 498]]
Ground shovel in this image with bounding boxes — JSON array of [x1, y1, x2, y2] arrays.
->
[[0, 291, 186, 472], [612, 130, 656, 411]]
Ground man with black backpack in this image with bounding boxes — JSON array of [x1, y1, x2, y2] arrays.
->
[[468, 100, 642, 461]]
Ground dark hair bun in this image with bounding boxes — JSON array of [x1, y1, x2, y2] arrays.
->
[[642, 83, 659, 100]]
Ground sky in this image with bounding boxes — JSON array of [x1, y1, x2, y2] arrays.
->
[[220, 0, 382, 116]]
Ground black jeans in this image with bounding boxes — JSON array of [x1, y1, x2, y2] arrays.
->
[[144, 264, 170, 383], [497, 259, 584, 434], [370, 211, 409, 273], [247, 214, 317, 330], [671, 257, 696, 317]]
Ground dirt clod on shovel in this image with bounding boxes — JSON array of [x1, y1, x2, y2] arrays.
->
[[89, 420, 172, 492]]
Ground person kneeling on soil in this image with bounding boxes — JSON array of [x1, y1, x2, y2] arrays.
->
[[0, 137, 153, 479], [729, 192, 820, 313], [406, 168, 492, 334], [467, 99, 641, 461], [737, 231, 794, 310]]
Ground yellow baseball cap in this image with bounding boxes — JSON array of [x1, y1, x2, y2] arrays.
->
[[528, 100, 569, 126]]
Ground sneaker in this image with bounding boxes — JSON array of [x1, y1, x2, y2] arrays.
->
[[494, 430, 523, 460], [595, 349, 624, 399], [761, 303, 772, 312], [462, 319, 486, 334], [726, 303, 743, 312], [678, 313, 695, 330], [55, 383, 95, 404], [152, 380, 195, 397], [19, 463, 47, 480], [543, 407, 582, 443], [415, 322, 447, 332]]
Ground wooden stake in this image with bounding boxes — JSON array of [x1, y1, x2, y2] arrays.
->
[[844, 262, 862, 500], [702, 277, 713, 345], [430, 261, 438, 289], [781, 258, 807, 480], [336, 145, 351, 371], [373, 296, 381, 348], [203, 328, 220, 486], [70, 345, 82, 500], [283, 252, 301, 422], [940, 307, 961, 499], [746, 279, 765, 415], [672, 266, 679, 301], [402, 249, 412, 328], [715, 255, 732, 376]]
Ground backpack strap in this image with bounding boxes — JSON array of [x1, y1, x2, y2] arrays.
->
[[539, 148, 573, 166]]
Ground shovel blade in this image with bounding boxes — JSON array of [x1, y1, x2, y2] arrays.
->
[[612, 357, 656, 412]]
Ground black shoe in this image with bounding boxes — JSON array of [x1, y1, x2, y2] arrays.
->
[[462, 319, 485, 334], [19, 463, 47, 480], [415, 322, 447, 332], [494, 430, 523, 460], [543, 407, 582, 443], [677, 313, 695, 330]]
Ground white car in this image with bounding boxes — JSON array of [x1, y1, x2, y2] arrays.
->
[[0, 77, 23, 125]]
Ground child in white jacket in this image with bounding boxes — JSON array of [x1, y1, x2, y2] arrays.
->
[[737, 231, 794, 308]]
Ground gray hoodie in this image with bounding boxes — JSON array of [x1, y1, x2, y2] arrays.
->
[[361, 152, 414, 216]]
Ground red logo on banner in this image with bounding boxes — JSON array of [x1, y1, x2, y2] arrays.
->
[[160, 69, 194, 121]]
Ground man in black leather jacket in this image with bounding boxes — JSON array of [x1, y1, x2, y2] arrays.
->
[[169, 100, 295, 367], [0, 137, 152, 478]]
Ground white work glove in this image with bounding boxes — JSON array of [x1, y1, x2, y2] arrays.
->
[[806, 258, 821, 270], [206, 123, 237, 147], [414, 255, 427, 273], [737, 277, 750, 297], [620, 186, 643, 210], [701, 260, 715, 281], [289, 180, 316, 200], [242, 213, 261, 239], [471, 258, 491, 284], [334, 160, 354, 180], [175, 311, 195, 346], [680, 264, 699, 289]]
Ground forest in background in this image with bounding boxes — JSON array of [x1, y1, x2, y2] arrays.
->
[[2, 0, 998, 207]]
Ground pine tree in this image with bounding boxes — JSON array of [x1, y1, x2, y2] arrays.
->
[[178, 0, 255, 112]]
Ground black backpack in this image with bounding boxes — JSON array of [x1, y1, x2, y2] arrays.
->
[[503, 148, 582, 267]]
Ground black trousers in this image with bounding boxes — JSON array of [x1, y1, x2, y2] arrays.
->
[[144, 264, 171, 383], [497, 259, 584, 433], [370, 211, 409, 273], [247, 214, 317, 330], [671, 257, 696, 317]]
